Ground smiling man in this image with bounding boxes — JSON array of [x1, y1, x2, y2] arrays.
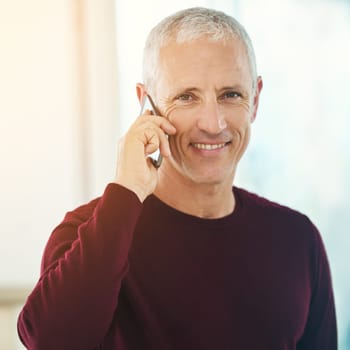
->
[[18, 7, 337, 350], [144, 37, 261, 218]]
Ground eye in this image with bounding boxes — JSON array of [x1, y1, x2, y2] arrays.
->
[[177, 93, 193, 101], [221, 91, 242, 100]]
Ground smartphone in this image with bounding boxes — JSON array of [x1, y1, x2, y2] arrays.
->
[[139, 95, 163, 168]]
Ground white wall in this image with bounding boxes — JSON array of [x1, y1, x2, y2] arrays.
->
[[0, 1, 118, 348], [0, 0, 119, 286], [1, 0, 76, 287]]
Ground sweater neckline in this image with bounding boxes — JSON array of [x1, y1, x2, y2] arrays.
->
[[145, 187, 245, 228]]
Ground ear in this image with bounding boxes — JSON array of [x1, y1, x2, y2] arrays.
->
[[136, 83, 147, 105], [250, 76, 263, 123]]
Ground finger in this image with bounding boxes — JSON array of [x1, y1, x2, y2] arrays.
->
[[159, 118, 177, 136], [137, 114, 176, 135], [139, 121, 171, 159], [157, 130, 171, 157], [143, 127, 161, 155]]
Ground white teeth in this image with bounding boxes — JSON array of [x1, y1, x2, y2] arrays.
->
[[192, 143, 226, 150]]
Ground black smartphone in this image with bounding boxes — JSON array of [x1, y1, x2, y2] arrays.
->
[[139, 95, 163, 168]]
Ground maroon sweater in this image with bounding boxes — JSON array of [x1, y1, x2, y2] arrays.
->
[[18, 184, 337, 349]]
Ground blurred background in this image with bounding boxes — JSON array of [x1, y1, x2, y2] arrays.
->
[[0, 0, 349, 348]]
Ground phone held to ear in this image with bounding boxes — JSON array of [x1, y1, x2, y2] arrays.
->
[[139, 95, 163, 168]]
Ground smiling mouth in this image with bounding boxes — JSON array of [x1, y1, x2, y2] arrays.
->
[[191, 142, 229, 150]]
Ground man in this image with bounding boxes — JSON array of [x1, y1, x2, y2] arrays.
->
[[18, 7, 337, 350]]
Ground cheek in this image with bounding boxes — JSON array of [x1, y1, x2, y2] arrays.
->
[[227, 100, 253, 116], [227, 114, 253, 148], [227, 109, 253, 129], [238, 99, 251, 110], [167, 115, 194, 156], [164, 107, 195, 134], [162, 104, 177, 119]]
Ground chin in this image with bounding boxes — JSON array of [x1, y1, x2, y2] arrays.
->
[[167, 156, 236, 187], [185, 167, 235, 187]]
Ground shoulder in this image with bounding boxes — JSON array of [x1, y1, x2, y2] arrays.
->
[[234, 186, 321, 244], [234, 187, 330, 279], [235, 186, 307, 220], [235, 186, 299, 213]]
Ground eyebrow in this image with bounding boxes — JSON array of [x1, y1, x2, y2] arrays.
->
[[174, 84, 247, 92], [173, 87, 200, 94], [218, 85, 248, 92]]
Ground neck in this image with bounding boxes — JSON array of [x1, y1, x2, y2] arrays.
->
[[154, 167, 235, 219]]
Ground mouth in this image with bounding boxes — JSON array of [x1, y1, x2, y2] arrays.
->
[[191, 142, 230, 150]]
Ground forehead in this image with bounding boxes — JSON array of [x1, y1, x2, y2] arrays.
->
[[157, 37, 252, 91]]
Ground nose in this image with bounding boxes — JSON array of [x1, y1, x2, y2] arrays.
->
[[196, 99, 227, 134]]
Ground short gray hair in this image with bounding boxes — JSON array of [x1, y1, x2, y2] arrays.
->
[[142, 7, 258, 95]]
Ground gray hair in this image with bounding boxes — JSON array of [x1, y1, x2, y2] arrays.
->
[[142, 7, 258, 95]]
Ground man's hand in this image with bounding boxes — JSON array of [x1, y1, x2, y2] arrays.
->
[[114, 110, 176, 202]]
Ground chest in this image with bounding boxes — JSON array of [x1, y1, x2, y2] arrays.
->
[[123, 222, 312, 348]]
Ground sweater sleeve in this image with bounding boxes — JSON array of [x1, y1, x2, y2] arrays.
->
[[17, 183, 143, 350], [297, 219, 337, 349]]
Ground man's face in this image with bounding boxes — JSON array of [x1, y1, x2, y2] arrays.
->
[[153, 37, 262, 188]]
